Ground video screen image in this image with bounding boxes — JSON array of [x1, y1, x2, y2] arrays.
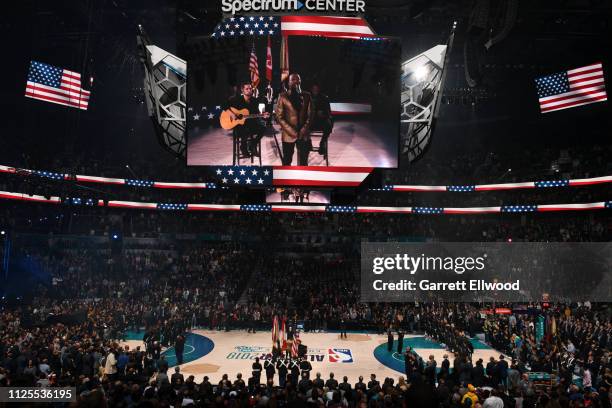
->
[[265, 188, 331, 204], [187, 35, 400, 167]]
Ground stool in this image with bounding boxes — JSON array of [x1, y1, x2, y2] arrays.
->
[[232, 131, 262, 166], [309, 130, 329, 166]]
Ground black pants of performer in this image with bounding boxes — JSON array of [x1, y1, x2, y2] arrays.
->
[[176, 350, 184, 365], [248, 320, 256, 333], [236, 122, 265, 155], [282, 139, 310, 166], [253, 372, 261, 385]]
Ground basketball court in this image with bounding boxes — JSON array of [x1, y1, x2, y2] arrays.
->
[[122, 330, 501, 384]]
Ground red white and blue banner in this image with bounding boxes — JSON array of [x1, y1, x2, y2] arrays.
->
[[0, 188, 609, 215], [212, 16, 375, 40], [25, 61, 90, 110], [3, 164, 612, 191], [536, 63, 607, 113]]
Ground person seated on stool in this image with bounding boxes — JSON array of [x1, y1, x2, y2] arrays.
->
[[310, 83, 333, 157], [226, 82, 269, 156]]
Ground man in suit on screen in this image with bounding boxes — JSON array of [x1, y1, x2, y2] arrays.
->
[[275, 73, 313, 166]]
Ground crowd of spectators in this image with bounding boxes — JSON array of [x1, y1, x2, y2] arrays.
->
[[0, 236, 611, 406]]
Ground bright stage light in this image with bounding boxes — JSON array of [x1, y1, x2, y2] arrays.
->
[[401, 44, 450, 162], [414, 65, 429, 81], [0, 230, 5, 236]]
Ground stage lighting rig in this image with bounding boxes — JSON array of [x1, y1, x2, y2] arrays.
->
[[137, 26, 187, 158], [400, 37, 452, 162]]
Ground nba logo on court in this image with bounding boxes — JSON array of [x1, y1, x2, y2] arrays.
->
[[328, 348, 353, 363]]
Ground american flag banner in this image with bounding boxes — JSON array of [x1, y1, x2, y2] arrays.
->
[[188, 105, 223, 125], [211, 16, 374, 40], [0, 189, 610, 214], [212, 16, 280, 38], [25, 61, 90, 110], [536, 63, 607, 113], [291, 331, 300, 357], [249, 42, 260, 89], [280, 16, 375, 39], [3, 163, 612, 191], [209, 166, 372, 187]]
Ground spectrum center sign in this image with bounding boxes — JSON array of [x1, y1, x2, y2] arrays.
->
[[222, 0, 365, 15]]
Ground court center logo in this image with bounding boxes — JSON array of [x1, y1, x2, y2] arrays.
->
[[227, 345, 353, 363], [328, 348, 353, 363]]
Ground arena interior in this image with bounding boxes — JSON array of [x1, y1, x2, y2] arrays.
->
[[0, 1, 611, 407]]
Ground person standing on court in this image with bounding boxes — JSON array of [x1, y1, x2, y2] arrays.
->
[[174, 334, 185, 366], [397, 331, 404, 354], [276, 357, 288, 388], [387, 328, 394, 353], [264, 355, 275, 384], [299, 356, 312, 379], [289, 357, 300, 386], [404, 348, 413, 380], [252, 357, 262, 385], [339, 316, 348, 339]]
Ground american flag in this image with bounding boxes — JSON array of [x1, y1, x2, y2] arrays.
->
[[291, 331, 300, 357], [210, 166, 372, 187], [280, 16, 375, 39], [211, 166, 273, 186], [212, 15, 375, 40], [25, 61, 90, 110], [249, 42, 260, 88], [212, 16, 280, 38], [188, 105, 222, 124], [536, 63, 607, 113]]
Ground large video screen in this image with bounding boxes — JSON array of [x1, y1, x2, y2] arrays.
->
[[266, 188, 331, 204], [186, 35, 400, 167]]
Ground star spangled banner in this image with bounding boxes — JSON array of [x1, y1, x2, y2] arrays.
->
[[280, 16, 375, 39], [2, 164, 612, 190], [0, 189, 610, 215], [209, 166, 373, 186], [211, 166, 273, 186], [212, 15, 375, 39], [536, 63, 607, 113], [213, 16, 280, 37], [188, 105, 222, 126], [25, 61, 90, 110]]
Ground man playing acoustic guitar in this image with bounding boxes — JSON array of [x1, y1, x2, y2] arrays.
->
[[226, 82, 270, 157]]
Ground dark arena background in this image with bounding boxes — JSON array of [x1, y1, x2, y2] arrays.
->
[[0, 1, 611, 407]]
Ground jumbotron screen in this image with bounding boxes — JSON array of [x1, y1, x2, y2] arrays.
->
[[266, 188, 331, 204], [186, 35, 400, 167]]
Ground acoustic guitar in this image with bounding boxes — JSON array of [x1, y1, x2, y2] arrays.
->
[[219, 107, 267, 130]]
